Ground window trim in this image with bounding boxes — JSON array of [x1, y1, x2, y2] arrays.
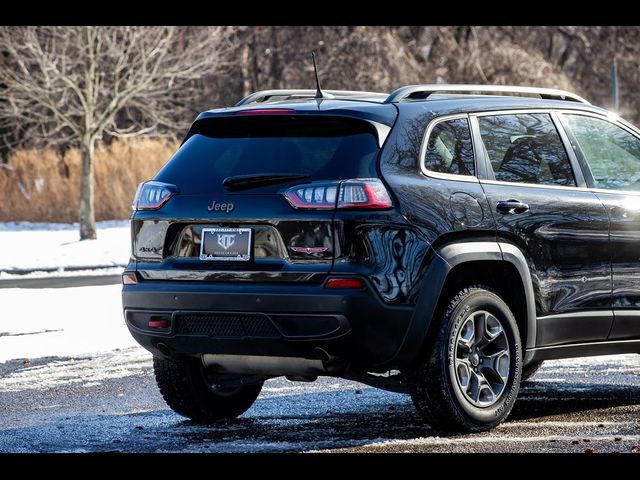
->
[[418, 107, 640, 193], [558, 110, 640, 196], [419, 113, 479, 183], [550, 111, 587, 187]]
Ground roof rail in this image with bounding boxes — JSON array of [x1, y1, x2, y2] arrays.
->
[[384, 84, 590, 105], [236, 89, 388, 106]]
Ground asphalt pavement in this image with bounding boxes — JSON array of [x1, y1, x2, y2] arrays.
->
[[0, 348, 638, 453], [0, 274, 121, 289], [0, 275, 638, 453]]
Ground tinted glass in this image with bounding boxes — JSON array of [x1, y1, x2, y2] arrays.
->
[[478, 113, 576, 186], [564, 114, 640, 191], [424, 118, 475, 176], [155, 116, 380, 194]]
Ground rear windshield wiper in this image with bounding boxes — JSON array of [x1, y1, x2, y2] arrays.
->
[[223, 173, 310, 190]]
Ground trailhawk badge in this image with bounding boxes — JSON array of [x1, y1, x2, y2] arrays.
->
[[289, 246, 329, 255]]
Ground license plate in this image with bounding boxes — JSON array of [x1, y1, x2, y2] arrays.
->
[[200, 228, 252, 261]]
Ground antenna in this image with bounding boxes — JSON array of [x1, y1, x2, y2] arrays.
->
[[311, 52, 328, 100]]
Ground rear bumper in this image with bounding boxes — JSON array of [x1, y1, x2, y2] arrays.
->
[[122, 278, 413, 371]]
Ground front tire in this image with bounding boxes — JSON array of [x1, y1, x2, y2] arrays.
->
[[153, 356, 262, 422], [407, 286, 522, 433]]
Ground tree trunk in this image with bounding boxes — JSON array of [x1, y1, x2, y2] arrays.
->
[[79, 138, 97, 240], [269, 26, 282, 89], [240, 39, 252, 97]]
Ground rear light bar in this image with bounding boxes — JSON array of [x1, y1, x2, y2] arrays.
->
[[325, 278, 365, 289], [132, 181, 178, 211], [283, 178, 392, 210]]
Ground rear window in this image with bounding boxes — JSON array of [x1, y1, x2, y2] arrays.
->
[[155, 116, 380, 194]]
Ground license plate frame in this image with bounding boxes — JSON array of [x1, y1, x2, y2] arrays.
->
[[199, 227, 252, 262]]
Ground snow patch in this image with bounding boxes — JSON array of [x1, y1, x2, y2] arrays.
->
[[0, 348, 151, 392], [0, 220, 129, 273], [0, 284, 138, 363]]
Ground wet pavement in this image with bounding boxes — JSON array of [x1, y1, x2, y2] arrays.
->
[[0, 349, 639, 453]]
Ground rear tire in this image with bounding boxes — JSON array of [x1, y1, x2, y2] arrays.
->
[[407, 286, 522, 433], [522, 360, 544, 382], [153, 356, 262, 422]]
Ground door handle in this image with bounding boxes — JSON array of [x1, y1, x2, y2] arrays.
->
[[496, 199, 529, 214]]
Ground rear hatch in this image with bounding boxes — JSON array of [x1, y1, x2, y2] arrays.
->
[[131, 111, 393, 282]]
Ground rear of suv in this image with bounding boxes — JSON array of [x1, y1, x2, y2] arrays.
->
[[123, 85, 640, 432]]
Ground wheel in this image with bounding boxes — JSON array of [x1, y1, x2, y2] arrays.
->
[[521, 360, 544, 382], [407, 286, 522, 433], [153, 356, 262, 422]]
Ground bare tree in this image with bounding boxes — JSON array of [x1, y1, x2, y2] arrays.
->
[[0, 26, 231, 239]]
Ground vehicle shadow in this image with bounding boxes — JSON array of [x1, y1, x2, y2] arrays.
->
[[510, 378, 640, 420], [148, 378, 640, 450], [169, 389, 432, 451]]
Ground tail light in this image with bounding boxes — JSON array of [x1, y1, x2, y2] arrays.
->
[[132, 181, 178, 211], [283, 178, 392, 210]]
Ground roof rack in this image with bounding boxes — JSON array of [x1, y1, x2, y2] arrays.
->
[[384, 84, 590, 105], [236, 89, 388, 106]]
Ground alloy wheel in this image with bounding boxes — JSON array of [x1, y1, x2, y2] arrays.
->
[[453, 310, 511, 408]]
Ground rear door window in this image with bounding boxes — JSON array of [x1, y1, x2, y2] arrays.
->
[[478, 113, 576, 187], [155, 116, 380, 194]]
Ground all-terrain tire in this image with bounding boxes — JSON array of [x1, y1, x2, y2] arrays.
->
[[153, 356, 262, 422], [407, 286, 522, 433]]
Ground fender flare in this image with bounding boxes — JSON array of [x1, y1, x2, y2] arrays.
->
[[391, 241, 537, 366]]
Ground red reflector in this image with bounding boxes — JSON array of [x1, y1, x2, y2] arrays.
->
[[325, 278, 365, 289], [122, 273, 138, 285], [148, 319, 169, 329], [235, 108, 296, 115]]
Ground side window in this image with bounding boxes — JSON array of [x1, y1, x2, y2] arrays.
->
[[478, 113, 576, 187], [563, 114, 640, 191], [424, 117, 475, 176]]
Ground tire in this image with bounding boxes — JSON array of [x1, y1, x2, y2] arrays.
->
[[153, 356, 262, 422], [407, 286, 522, 433], [522, 360, 544, 382]]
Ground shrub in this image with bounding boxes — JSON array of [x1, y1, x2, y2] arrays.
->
[[0, 138, 178, 223]]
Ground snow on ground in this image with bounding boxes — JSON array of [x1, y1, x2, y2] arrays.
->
[[0, 220, 130, 274], [0, 284, 138, 363], [0, 348, 151, 393]]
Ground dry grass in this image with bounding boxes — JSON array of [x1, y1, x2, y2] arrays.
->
[[0, 137, 179, 223]]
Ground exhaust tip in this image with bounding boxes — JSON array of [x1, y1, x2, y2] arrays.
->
[[313, 347, 332, 362], [156, 342, 172, 357]]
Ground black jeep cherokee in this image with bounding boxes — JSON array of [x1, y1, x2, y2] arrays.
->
[[123, 85, 640, 432]]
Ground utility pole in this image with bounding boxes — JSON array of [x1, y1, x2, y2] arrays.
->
[[611, 57, 619, 112]]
